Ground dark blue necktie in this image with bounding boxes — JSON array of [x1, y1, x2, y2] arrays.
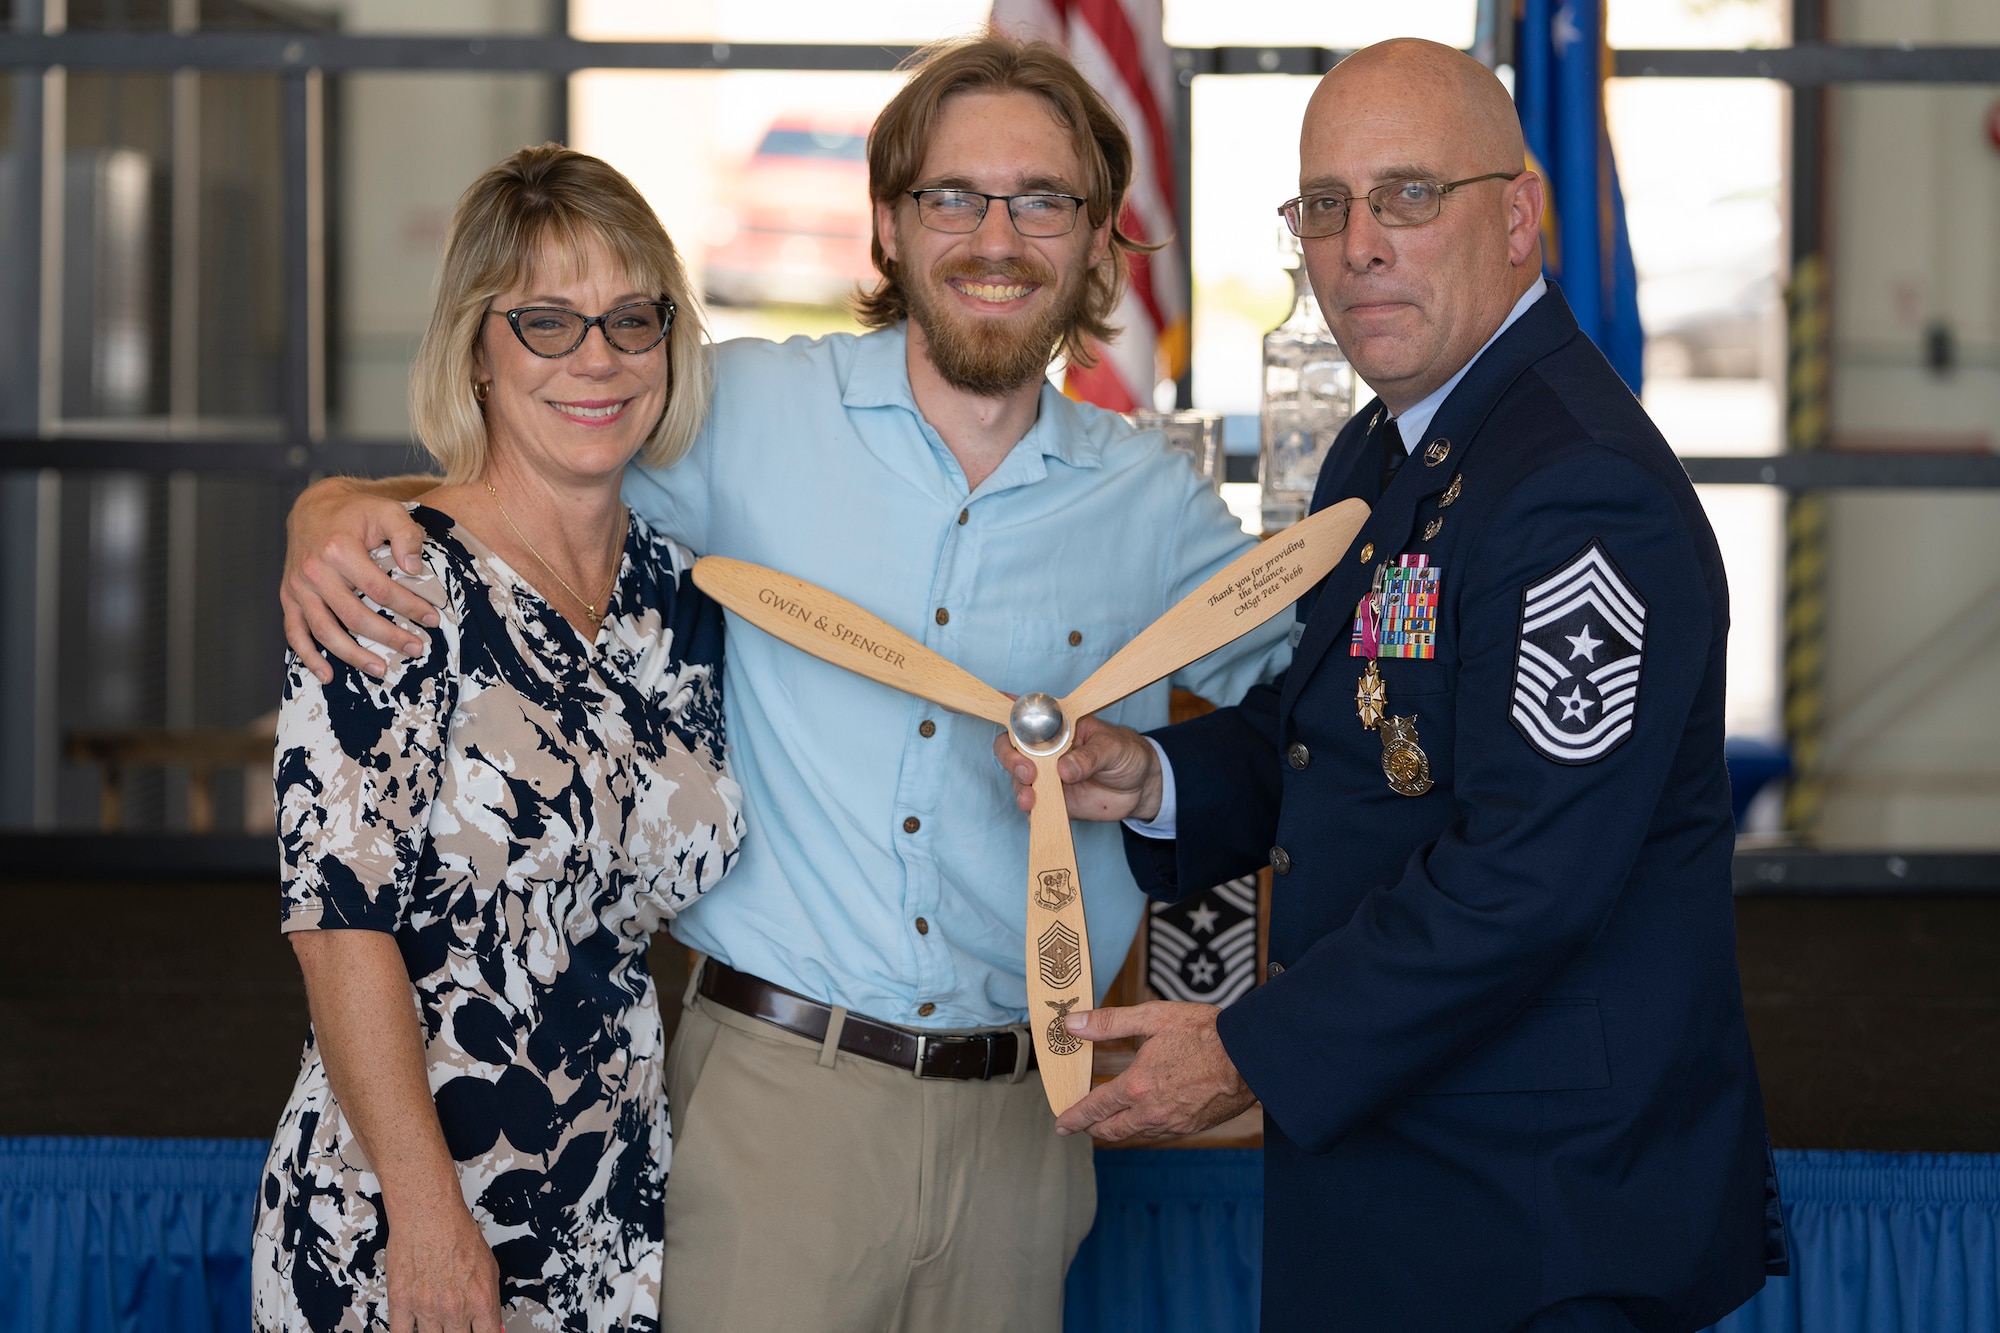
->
[[1379, 417, 1407, 493]]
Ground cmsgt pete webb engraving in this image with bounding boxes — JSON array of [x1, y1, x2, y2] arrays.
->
[[1204, 536, 1313, 620]]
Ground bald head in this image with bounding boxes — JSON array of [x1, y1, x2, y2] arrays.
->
[[1310, 40, 1525, 183], [1295, 38, 1544, 412]]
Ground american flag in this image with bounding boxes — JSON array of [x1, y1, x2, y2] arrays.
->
[[989, 0, 1187, 412]]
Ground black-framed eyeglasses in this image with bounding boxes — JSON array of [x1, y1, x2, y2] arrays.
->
[[906, 189, 1089, 238], [490, 299, 676, 358], [1278, 172, 1523, 239]]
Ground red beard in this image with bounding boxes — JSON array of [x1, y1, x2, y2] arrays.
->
[[902, 253, 1092, 398]]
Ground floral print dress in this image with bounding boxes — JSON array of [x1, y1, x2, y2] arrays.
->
[[252, 505, 743, 1333]]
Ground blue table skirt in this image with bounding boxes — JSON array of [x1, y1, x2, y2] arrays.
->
[[4, 1139, 1996, 1332]]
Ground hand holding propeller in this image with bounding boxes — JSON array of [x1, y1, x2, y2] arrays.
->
[[692, 497, 1369, 1112]]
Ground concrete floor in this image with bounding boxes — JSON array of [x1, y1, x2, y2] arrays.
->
[[1, 877, 1996, 1150]]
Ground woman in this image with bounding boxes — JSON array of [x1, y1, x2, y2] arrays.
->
[[252, 145, 741, 1333]]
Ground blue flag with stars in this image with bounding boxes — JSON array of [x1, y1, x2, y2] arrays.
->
[[1515, 0, 1645, 394]]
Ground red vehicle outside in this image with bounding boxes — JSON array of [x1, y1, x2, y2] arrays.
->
[[703, 115, 876, 307]]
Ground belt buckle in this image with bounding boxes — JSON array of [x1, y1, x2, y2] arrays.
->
[[912, 1032, 997, 1080]]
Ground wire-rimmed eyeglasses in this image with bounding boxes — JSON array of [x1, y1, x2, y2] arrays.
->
[[906, 189, 1089, 238], [1278, 172, 1523, 239], [489, 299, 676, 358]]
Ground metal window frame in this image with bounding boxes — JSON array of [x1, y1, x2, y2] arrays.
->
[[4, 25, 1998, 876], [0, 31, 1996, 483]]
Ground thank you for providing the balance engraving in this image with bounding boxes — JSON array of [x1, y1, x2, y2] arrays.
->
[[1208, 536, 1313, 619], [754, 584, 909, 668]]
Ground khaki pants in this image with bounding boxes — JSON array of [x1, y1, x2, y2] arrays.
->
[[661, 983, 1096, 1333]]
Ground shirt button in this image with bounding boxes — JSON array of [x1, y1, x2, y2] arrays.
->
[[957, 508, 969, 525], [935, 607, 950, 626], [1267, 961, 1285, 978], [904, 816, 922, 834], [918, 1002, 937, 1017], [915, 917, 930, 935], [1270, 845, 1292, 875], [918, 719, 936, 738], [1068, 630, 1083, 646], [1287, 741, 1311, 770]]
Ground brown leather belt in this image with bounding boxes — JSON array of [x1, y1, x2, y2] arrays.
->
[[696, 959, 1036, 1081]]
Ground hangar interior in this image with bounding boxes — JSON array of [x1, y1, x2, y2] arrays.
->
[[0, 0, 1995, 1168]]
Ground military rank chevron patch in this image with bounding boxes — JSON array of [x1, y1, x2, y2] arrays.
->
[[1510, 541, 1647, 765], [1147, 875, 1258, 1006]]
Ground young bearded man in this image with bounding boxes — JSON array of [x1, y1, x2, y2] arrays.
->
[[277, 34, 1286, 1333]]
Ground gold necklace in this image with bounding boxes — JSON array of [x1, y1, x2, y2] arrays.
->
[[484, 480, 622, 623]]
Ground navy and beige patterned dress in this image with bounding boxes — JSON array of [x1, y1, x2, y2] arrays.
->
[[252, 504, 742, 1333]]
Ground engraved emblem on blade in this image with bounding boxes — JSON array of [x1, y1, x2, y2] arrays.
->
[[1380, 715, 1434, 796], [1033, 868, 1076, 911], [1037, 921, 1083, 988], [1044, 997, 1083, 1056]]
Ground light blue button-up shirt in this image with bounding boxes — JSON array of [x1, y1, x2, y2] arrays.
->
[[622, 325, 1290, 1028]]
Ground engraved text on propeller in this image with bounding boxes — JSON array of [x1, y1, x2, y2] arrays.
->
[[1205, 537, 1312, 618], [755, 585, 908, 668]]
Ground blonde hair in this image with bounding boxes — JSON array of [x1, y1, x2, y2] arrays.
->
[[854, 31, 1161, 370], [410, 144, 711, 483]]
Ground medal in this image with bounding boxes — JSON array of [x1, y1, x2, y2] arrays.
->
[[1379, 715, 1434, 796], [1354, 565, 1433, 795], [1356, 660, 1386, 729]]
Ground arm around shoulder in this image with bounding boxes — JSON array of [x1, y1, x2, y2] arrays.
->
[[282, 474, 440, 682]]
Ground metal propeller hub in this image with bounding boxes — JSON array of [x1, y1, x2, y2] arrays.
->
[[1009, 692, 1071, 757]]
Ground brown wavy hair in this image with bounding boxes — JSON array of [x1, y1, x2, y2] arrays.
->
[[410, 144, 711, 484], [854, 32, 1160, 370]]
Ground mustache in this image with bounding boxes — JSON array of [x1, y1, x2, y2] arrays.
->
[[934, 257, 1055, 288]]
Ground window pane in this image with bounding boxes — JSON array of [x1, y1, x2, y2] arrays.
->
[[333, 72, 558, 439], [1606, 0, 1783, 49], [1187, 74, 1317, 418], [196, 74, 285, 420], [574, 69, 890, 346], [1608, 72, 1785, 741], [1165, 0, 1474, 50], [60, 73, 174, 421], [575, 0, 988, 44]]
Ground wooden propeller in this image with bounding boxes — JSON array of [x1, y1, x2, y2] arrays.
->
[[692, 497, 1369, 1112]]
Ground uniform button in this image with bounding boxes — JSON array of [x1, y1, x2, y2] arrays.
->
[[1270, 845, 1291, 875], [1286, 741, 1311, 770], [1267, 961, 1285, 978], [918, 1002, 937, 1017], [915, 917, 930, 935], [904, 816, 922, 834], [957, 508, 969, 525], [1068, 630, 1083, 646], [935, 607, 950, 626], [1359, 543, 1374, 564], [918, 720, 936, 738]]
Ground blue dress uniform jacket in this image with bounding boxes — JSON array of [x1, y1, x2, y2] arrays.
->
[[1125, 286, 1787, 1332]]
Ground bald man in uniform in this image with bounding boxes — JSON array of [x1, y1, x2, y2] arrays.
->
[[999, 39, 1789, 1333]]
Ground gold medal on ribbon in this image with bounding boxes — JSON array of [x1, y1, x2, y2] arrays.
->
[[1356, 660, 1387, 730], [1355, 561, 1431, 795], [1379, 715, 1434, 796]]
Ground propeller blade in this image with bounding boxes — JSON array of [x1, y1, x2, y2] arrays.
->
[[1023, 751, 1096, 1114], [1061, 498, 1370, 721], [692, 556, 1014, 727]]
